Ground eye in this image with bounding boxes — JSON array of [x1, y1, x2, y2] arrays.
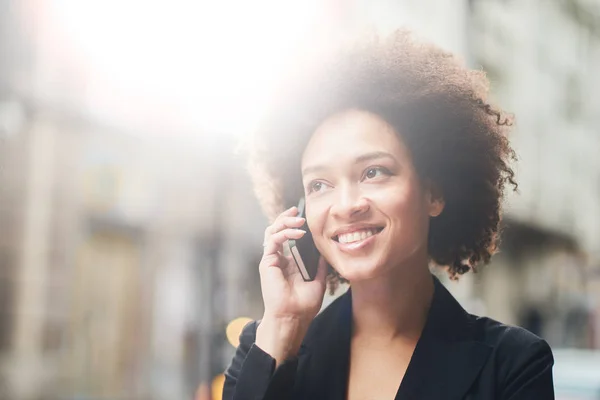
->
[[307, 181, 330, 194], [363, 166, 390, 180]]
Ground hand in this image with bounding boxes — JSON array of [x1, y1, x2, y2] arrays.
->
[[259, 206, 328, 325]]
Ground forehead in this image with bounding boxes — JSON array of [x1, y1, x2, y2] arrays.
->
[[301, 109, 407, 166]]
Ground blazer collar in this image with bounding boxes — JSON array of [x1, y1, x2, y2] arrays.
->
[[300, 274, 492, 400], [396, 275, 492, 399]]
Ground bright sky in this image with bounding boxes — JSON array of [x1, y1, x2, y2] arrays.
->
[[45, 0, 345, 138]]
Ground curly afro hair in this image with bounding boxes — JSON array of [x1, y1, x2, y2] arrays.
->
[[245, 29, 517, 292]]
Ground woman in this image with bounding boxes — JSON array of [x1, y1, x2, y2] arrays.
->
[[223, 30, 555, 399]]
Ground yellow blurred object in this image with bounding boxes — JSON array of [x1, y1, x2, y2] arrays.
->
[[212, 374, 225, 400], [226, 317, 253, 348]]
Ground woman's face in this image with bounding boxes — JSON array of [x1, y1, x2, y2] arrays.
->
[[301, 109, 444, 282]]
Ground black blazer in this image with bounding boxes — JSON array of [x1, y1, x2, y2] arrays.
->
[[223, 275, 555, 399]]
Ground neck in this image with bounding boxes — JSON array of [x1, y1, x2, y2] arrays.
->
[[349, 255, 434, 344]]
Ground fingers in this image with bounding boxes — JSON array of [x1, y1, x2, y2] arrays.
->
[[271, 206, 299, 228], [260, 231, 303, 271], [262, 206, 306, 253], [260, 252, 281, 270], [267, 216, 306, 237], [264, 207, 303, 234], [263, 228, 305, 255]]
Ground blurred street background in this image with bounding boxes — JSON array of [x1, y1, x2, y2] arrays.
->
[[1, 0, 600, 399]]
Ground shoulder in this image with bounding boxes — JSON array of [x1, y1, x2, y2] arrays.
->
[[473, 314, 552, 356], [467, 315, 555, 396], [471, 314, 554, 384]]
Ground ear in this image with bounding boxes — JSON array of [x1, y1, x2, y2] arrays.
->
[[425, 180, 445, 217]]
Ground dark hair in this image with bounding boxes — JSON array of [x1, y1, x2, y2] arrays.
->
[[246, 30, 517, 291]]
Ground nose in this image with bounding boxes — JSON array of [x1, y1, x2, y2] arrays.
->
[[330, 183, 369, 219]]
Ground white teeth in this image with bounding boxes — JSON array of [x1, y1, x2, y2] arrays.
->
[[338, 229, 378, 244]]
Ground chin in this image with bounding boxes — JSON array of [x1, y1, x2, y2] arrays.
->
[[331, 257, 387, 282]]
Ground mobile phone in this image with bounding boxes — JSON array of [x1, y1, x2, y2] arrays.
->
[[288, 198, 321, 281]]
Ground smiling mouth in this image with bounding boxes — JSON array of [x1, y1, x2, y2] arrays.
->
[[333, 227, 384, 244]]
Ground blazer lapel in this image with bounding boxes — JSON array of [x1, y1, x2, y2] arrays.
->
[[395, 276, 492, 400], [297, 276, 491, 400]]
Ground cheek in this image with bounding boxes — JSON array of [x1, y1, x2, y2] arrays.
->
[[372, 180, 425, 217], [305, 202, 327, 238], [373, 185, 430, 244]]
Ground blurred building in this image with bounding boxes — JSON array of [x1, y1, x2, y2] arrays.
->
[[0, 110, 229, 400], [0, 101, 242, 399], [0, 2, 245, 399], [467, 0, 600, 349]]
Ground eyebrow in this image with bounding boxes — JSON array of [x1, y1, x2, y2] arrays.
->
[[302, 151, 397, 176]]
